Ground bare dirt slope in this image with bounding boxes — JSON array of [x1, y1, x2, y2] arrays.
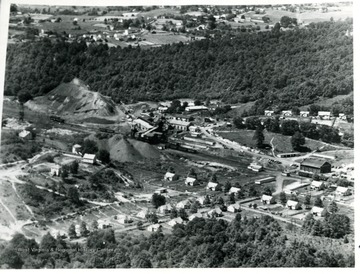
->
[[25, 78, 125, 120]]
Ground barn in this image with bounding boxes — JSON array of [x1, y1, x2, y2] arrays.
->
[[299, 159, 331, 175]]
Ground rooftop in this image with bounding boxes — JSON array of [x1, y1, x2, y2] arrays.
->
[[301, 158, 330, 168]]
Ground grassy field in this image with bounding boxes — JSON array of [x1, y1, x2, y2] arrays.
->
[[217, 129, 344, 153], [138, 8, 180, 18]]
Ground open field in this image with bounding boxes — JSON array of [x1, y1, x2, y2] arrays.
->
[[217, 129, 347, 154]]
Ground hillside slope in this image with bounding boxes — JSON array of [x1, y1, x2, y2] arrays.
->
[[25, 78, 123, 119]]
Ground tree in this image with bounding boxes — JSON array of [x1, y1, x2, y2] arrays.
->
[[210, 173, 218, 183], [82, 139, 98, 154], [281, 120, 299, 136], [68, 224, 77, 239], [228, 193, 235, 204], [262, 187, 272, 196], [233, 117, 245, 129], [137, 221, 143, 230], [18, 91, 33, 104], [304, 194, 311, 209], [91, 220, 98, 230], [245, 117, 261, 130], [194, 99, 202, 106], [146, 212, 158, 224], [327, 201, 338, 214], [80, 221, 89, 237], [203, 195, 211, 206], [67, 186, 80, 205], [97, 149, 110, 164], [291, 107, 300, 116], [279, 192, 287, 205], [132, 251, 152, 268], [252, 125, 264, 148], [179, 208, 188, 221], [223, 181, 232, 193], [0, 247, 23, 269], [40, 232, 57, 251], [314, 197, 323, 208], [170, 208, 178, 219], [151, 193, 166, 208], [190, 202, 199, 213], [10, 4, 18, 13], [291, 131, 306, 151], [69, 161, 79, 174], [311, 220, 323, 236]]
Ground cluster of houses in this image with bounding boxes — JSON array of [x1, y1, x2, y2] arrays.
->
[[264, 110, 347, 120]]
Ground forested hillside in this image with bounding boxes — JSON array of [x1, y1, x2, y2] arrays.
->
[[0, 215, 354, 268], [5, 19, 352, 108]]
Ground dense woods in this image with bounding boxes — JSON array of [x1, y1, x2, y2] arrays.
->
[[0, 215, 354, 268], [5, 19, 352, 108]]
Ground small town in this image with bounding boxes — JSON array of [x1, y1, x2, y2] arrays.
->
[[0, 1, 355, 269]]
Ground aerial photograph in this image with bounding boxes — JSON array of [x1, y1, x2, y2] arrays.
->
[[0, 0, 355, 269]]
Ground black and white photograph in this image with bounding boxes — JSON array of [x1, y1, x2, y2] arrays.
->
[[0, 0, 356, 269]]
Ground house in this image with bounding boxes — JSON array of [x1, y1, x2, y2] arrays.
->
[[189, 212, 203, 221], [300, 111, 310, 117], [185, 106, 208, 112], [168, 217, 184, 227], [338, 113, 347, 120], [185, 177, 198, 186], [286, 200, 301, 210], [197, 196, 207, 206], [168, 119, 191, 131], [157, 204, 174, 214], [207, 182, 218, 191], [176, 200, 191, 209], [281, 110, 292, 117], [155, 188, 167, 194], [229, 187, 241, 194], [164, 172, 178, 181], [147, 224, 162, 232], [72, 144, 82, 155], [158, 106, 168, 113], [299, 159, 331, 175], [133, 117, 154, 131], [82, 153, 96, 164], [208, 207, 223, 217], [116, 215, 132, 224], [50, 165, 61, 176], [318, 111, 331, 120], [98, 219, 111, 229], [311, 206, 326, 217], [264, 110, 274, 116], [227, 204, 241, 213], [19, 130, 31, 140], [136, 209, 149, 219], [335, 186, 351, 196], [261, 194, 275, 205], [310, 180, 324, 190]]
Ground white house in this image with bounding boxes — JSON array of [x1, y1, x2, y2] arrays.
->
[[189, 212, 203, 221], [264, 110, 274, 116], [72, 144, 82, 155], [300, 111, 310, 117], [176, 200, 191, 209], [227, 203, 241, 213], [318, 111, 331, 120], [98, 219, 111, 229], [157, 204, 174, 214], [207, 182, 218, 191], [310, 180, 324, 190], [185, 177, 198, 186], [281, 110, 292, 117], [311, 206, 326, 217], [158, 106, 168, 113], [207, 207, 222, 217], [82, 153, 96, 164], [338, 113, 347, 120], [50, 165, 61, 176], [286, 200, 301, 210], [19, 130, 31, 140], [168, 217, 184, 227], [116, 215, 132, 224], [229, 187, 241, 194], [164, 172, 178, 181], [197, 196, 207, 206], [261, 194, 275, 205], [136, 209, 149, 219], [147, 224, 162, 232], [335, 186, 351, 196]]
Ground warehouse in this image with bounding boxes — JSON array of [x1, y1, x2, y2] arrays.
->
[[299, 158, 331, 175]]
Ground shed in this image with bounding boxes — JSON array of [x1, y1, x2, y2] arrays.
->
[[164, 172, 178, 181], [207, 182, 218, 191], [261, 194, 275, 205], [185, 177, 198, 186], [50, 165, 61, 176], [286, 200, 301, 210], [82, 153, 96, 164], [19, 130, 31, 140], [335, 186, 351, 196], [229, 187, 241, 194], [72, 144, 82, 155], [227, 204, 241, 213]]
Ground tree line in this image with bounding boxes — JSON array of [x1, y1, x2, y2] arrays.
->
[[5, 19, 352, 109], [0, 215, 354, 268]]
